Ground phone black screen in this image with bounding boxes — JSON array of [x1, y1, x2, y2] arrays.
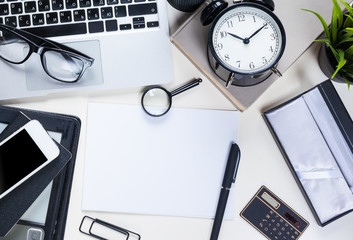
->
[[0, 129, 47, 196]]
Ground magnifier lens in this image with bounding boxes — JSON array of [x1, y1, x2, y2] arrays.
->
[[142, 88, 171, 116]]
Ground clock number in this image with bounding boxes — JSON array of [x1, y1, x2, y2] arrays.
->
[[270, 33, 276, 40], [217, 43, 223, 50], [238, 15, 245, 22], [262, 57, 268, 64], [220, 31, 227, 38], [269, 46, 274, 53], [227, 21, 233, 28], [253, 16, 256, 22], [224, 54, 230, 61], [236, 60, 241, 68], [249, 62, 255, 69]]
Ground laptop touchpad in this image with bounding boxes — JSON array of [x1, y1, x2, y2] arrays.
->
[[25, 40, 103, 91]]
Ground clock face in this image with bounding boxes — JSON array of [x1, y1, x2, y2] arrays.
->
[[210, 3, 285, 75]]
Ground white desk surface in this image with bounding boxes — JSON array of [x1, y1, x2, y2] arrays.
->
[[2, 4, 353, 240]]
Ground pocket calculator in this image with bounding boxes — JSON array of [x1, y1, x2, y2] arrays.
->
[[240, 186, 309, 240]]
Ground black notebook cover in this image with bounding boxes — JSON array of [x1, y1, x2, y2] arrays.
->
[[0, 106, 81, 239]]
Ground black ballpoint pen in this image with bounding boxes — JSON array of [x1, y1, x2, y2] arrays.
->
[[210, 143, 241, 240]]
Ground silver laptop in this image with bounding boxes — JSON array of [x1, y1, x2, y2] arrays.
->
[[0, 0, 173, 100]]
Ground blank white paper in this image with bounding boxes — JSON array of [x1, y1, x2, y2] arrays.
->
[[82, 103, 238, 219]]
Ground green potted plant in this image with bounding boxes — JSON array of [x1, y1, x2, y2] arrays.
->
[[303, 0, 353, 88]]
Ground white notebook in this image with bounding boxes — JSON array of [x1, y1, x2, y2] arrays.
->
[[82, 103, 238, 219]]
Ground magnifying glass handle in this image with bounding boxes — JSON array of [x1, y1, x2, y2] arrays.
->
[[170, 78, 203, 97]]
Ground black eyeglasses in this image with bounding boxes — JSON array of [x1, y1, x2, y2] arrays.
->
[[0, 24, 94, 83]]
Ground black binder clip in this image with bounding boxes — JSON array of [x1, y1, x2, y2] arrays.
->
[[79, 216, 141, 240]]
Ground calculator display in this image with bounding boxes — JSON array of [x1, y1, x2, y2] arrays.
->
[[262, 192, 280, 209]]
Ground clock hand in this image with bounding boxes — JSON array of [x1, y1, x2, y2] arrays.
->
[[227, 32, 245, 41], [246, 23, 268, 41]]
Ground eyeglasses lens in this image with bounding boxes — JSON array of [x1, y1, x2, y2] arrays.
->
[[0, 28, 30, 63], [42, 50, 84, 82]]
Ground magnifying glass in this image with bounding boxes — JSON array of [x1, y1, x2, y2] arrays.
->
[[141, 78, 202, 117]]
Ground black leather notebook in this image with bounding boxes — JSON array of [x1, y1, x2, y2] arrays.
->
[[0, 106, 81, 240]]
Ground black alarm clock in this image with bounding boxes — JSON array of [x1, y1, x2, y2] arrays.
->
[[201, 0, 286, 87]]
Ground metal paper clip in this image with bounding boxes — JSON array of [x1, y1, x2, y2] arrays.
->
[[79, 216, 141, 240]]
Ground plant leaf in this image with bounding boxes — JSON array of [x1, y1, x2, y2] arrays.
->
[[331, 0, 344, 44], [339, 27, 353, 39], [333, 0, 344, 27], [336, 37, 353, 46], [344, 44, 353, 60], [332, 49, 347, 78], [341, 69, 353, 77], [346, 79, 350, 90], [343, 14, 353, 28], [316, 39, 342, 62], [302, 9, 331, 40], [340, 0, 353, 16]]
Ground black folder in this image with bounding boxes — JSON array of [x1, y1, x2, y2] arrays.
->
[[0, 106, 81, 239]]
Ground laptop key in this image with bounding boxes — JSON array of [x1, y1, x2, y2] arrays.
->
[[133, 17, 144, 29], [88, 21, 103, 33], [60, 10, 72, 22], [10, 3, 22, 14], [52, 0, 64, 10], [24, 1, 36, 13], [73, 9, 85, 21], [107, 0, 118, 5], [114, 6, 126, 17], [105, 19, 117, 31], [101, 7, 113, 19], [147, 21, 158, 28], [5, 16, 17, 27], [32, 13, 45, 25], [65, 0, 78, 9], [46, 12, 59, 24], [128, 3, 157, 16], [79, 0, 91, 7], [93, 0, 104, 6], [121, 0, 132, 3], [120, 23, 131, 30], [87, 8, 99, 20], [38, 0, 50, 11], [0, 4, 9, 16], [23, 23, 87, 37], [19, 14, 31, 26]]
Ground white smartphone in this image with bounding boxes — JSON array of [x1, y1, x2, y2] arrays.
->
[[0, 120, 60, 200]]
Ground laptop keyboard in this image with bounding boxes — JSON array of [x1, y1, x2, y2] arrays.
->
[[0, 0, 159, 37]]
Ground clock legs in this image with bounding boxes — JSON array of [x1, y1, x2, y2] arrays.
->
[[271, 66, 282, 77], [207, 46, 274, 87]]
